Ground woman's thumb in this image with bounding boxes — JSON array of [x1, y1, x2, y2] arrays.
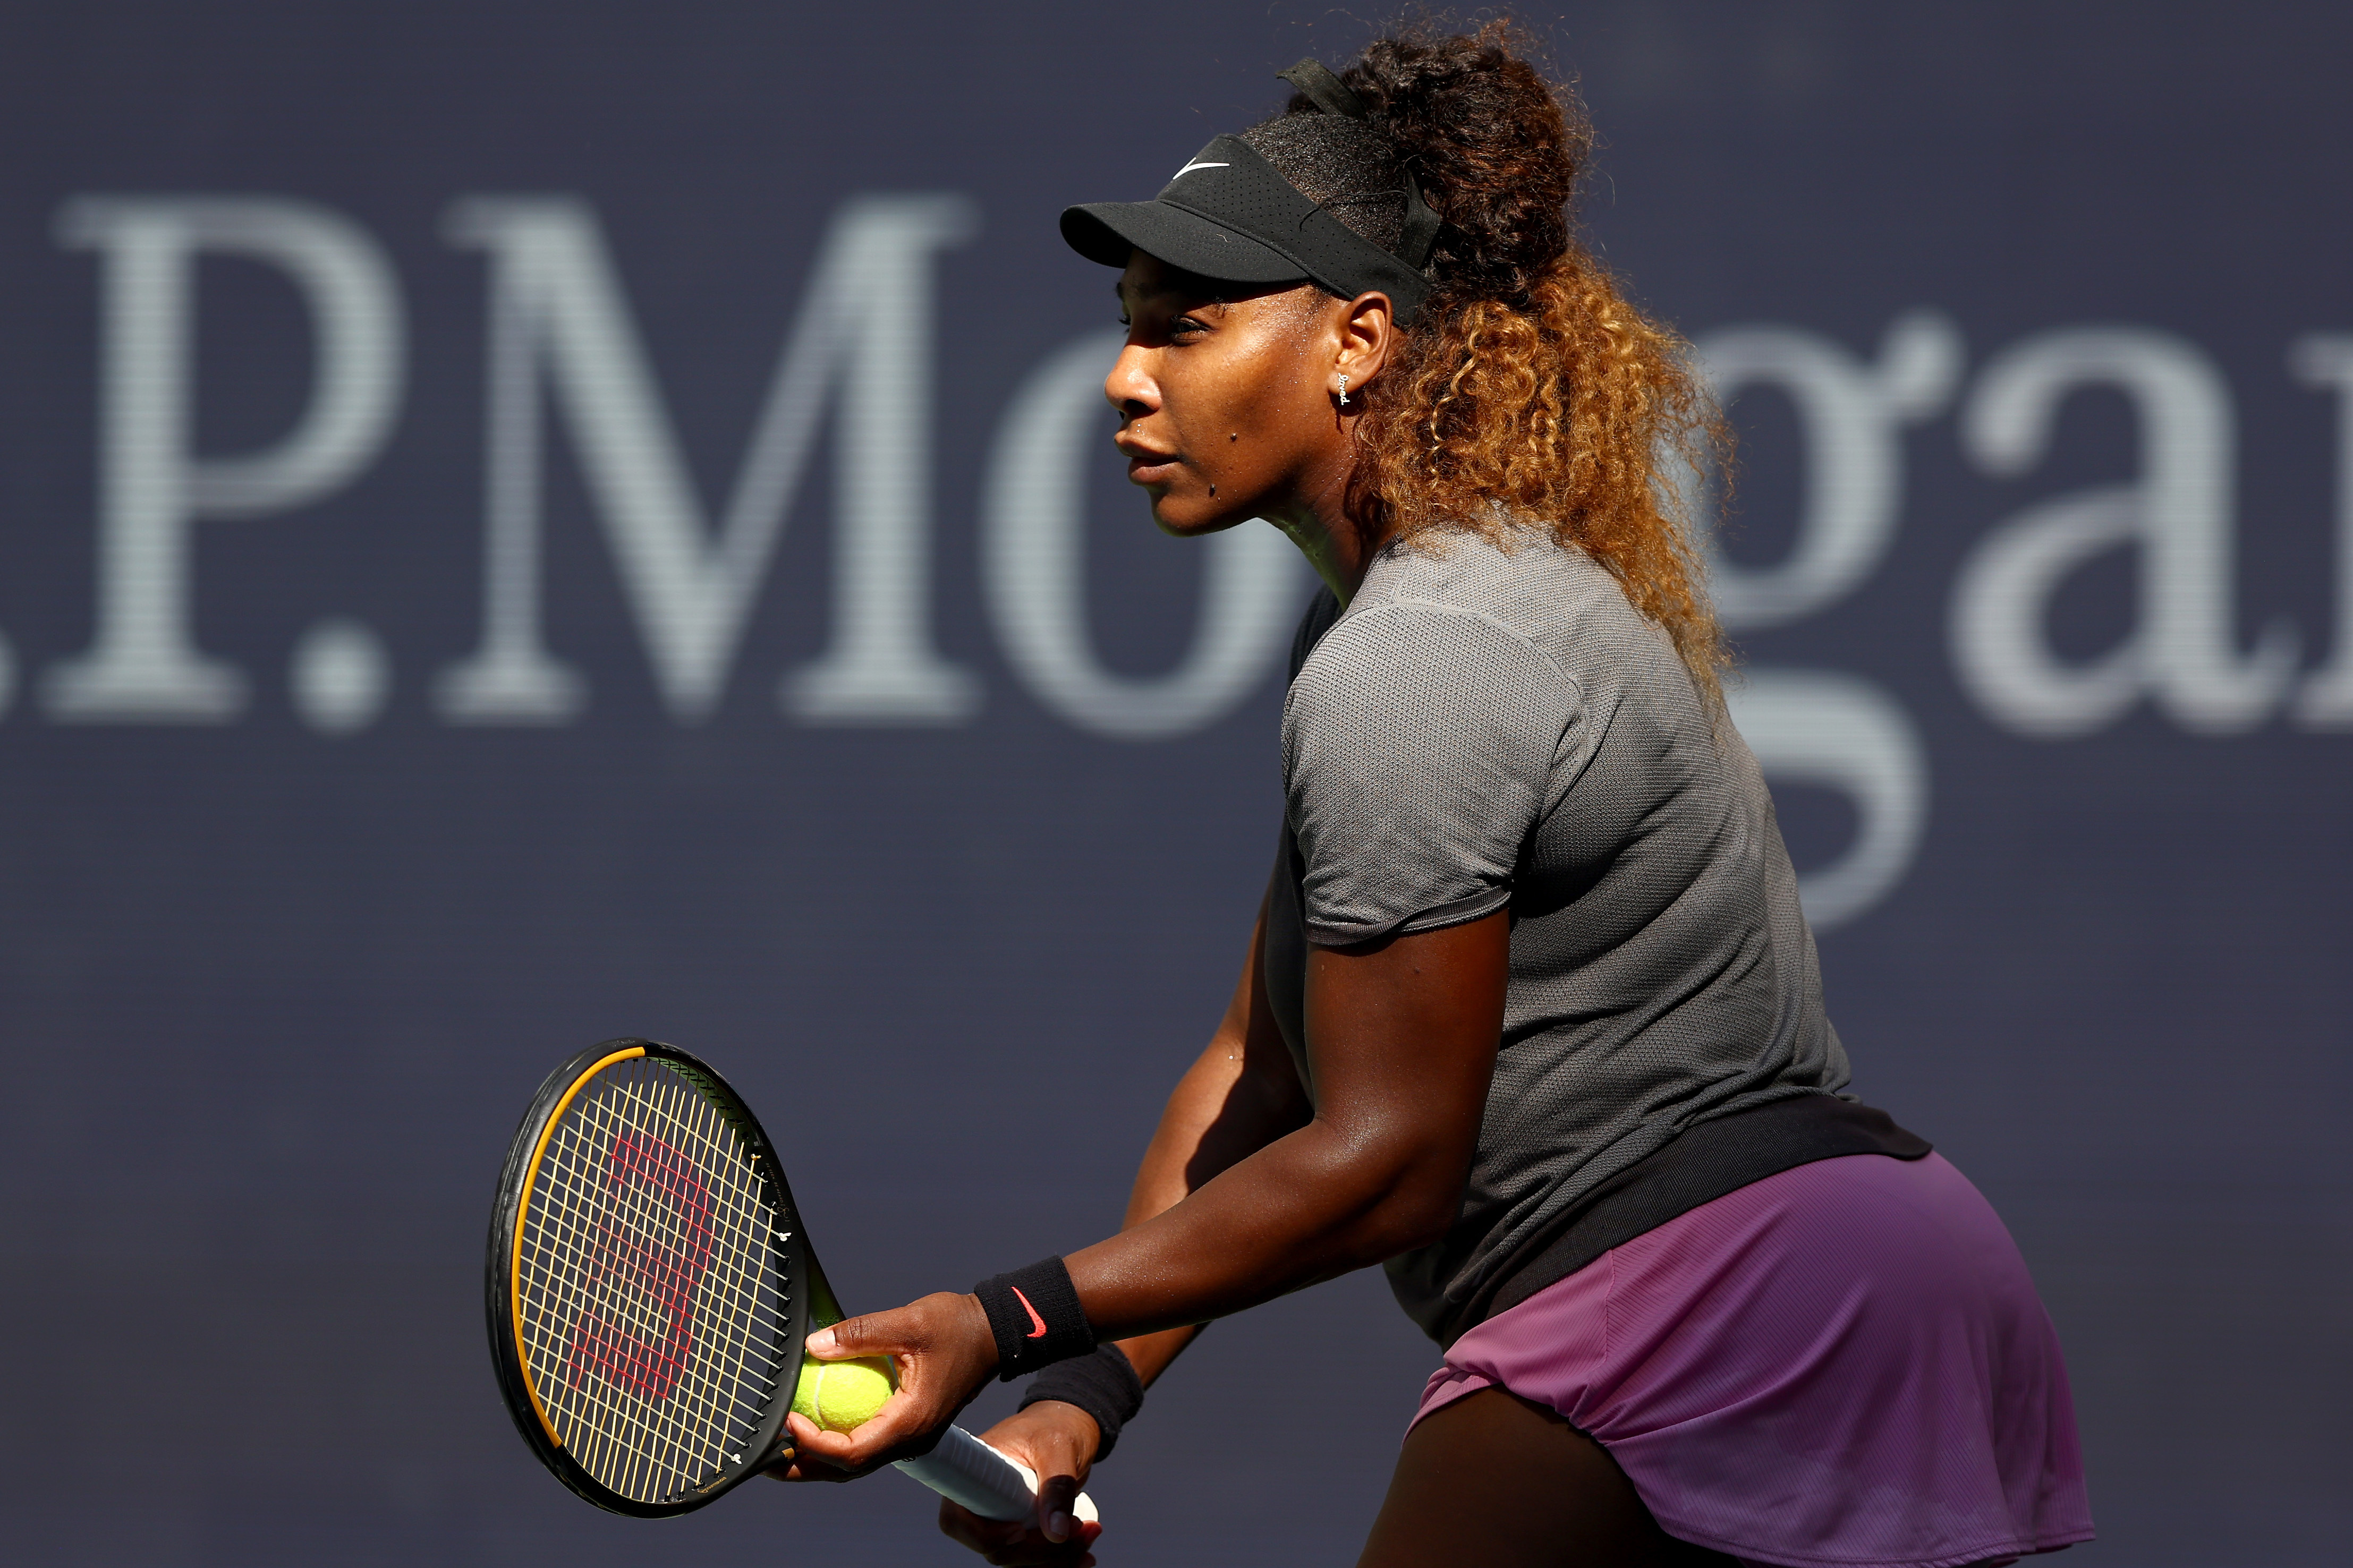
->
[[1037, 1472, 1082, 1543], [806, 1315, 885, 1359]]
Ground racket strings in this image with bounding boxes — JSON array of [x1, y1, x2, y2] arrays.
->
[[515, 1056, 791, 1504], [547, 1080, 729, 1488], [528, 1071, 713, 1496], [559, 1067, 783, 1496], [529, 1064, 781, 1499]]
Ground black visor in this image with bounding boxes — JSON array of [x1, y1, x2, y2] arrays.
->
[[1061, 134, 1433, 324]]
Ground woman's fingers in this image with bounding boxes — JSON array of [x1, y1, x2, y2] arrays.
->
[[762, 1412, 884, 1482], [923, 1403, 1103, 1562], [779, 1291, 1003, 1476], [1034, 1470, 1086, 1544], [924, 1403, 1103, 1557], [804, 1301, 923, 1360], [787, 1381, 939, 1472], [938, 1499, 1100, 1566], [937, 1499, 1023, 1552], [982, 1401, 1098, 1534]]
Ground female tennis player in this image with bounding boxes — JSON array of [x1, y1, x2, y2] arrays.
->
[[774, 24, 2093, 1568]]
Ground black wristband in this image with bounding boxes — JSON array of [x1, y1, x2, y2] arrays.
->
[[1018, 1344, 1145, 1462], [972, 1256, 1095, 1380]]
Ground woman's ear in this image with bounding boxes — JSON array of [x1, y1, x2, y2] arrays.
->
[[1334, 291, 1397, 399]]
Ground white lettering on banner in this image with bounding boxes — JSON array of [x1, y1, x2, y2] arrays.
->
[[2289, 334, 2353, 728], [289, 617, 392, 735], [1693, 312, 1956, 926], [981, 328, 1307, 740], [1726, 669, 1929, 931], [1696, 311, 1961, 631], [1951, 327, 2297, 737], [42, 198, 405, 722], [434, 195, 980, 725]]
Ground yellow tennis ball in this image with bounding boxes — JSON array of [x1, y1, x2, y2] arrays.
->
[[791, 1354, 898, 1433]]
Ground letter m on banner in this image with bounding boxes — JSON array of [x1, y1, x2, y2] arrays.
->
[[436, 196, 979, 725]]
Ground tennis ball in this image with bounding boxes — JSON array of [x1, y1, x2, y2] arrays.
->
[[792, 1354, 898, 1433]]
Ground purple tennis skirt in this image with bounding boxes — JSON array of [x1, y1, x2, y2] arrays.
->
[[1413, 1153, 2094, 1568]]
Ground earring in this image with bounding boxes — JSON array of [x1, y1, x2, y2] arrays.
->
[[1337, 374, 1350, 406]]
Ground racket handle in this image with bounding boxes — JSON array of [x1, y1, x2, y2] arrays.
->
[[895, 1425, 1101, 1528]]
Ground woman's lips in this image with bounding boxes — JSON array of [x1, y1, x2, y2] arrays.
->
[[1125, 452, 1182, 486], [1116, 425, 1182, 486]]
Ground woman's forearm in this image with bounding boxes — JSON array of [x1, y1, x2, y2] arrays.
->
[[1069, 911, 1509, 1342], [1104, 894, 1311, 1385], [780, 914, 1507, 1480], [1069, 1109, 1461, 1340]]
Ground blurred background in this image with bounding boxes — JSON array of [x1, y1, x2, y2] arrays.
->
[[1, 2, 2345, 1564]]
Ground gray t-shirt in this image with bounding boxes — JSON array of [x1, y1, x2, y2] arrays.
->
[[1262, 527, 1849, 1340]]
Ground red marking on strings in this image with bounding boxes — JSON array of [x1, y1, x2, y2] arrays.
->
[[565, 1128, 717, 1402]]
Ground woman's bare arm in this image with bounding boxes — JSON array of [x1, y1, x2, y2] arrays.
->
[[790, 905, 1509, 1486], [899, 896, 1316, 1564], [771, 896, 1310, 1486], [1105, 889, 1313, 1387], [1065, 908, 1507, 1337]]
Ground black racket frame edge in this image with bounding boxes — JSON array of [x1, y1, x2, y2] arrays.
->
[[486, 1036, 845, 1518]]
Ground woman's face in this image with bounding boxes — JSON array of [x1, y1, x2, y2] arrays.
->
[[1107, 252, 1350, 538]]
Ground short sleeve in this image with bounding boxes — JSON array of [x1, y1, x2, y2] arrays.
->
[[1281, 602, 1582, 947]]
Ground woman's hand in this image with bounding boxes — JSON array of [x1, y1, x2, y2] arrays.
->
[[766, 1290, 999, 1482], [936, 1402, 1105, 1566]]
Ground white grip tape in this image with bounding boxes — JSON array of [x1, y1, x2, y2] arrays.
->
[[895, 1424, 1101, 1527]]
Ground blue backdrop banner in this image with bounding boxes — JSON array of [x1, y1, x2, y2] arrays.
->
[[0, 4, 2344, 1565]]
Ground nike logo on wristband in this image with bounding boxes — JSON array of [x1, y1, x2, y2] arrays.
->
[[1010, 1285, 1049, 1340]]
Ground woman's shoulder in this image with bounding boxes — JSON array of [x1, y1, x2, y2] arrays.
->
[[1286, 538, 1589, 738], [1340, 525, 1663, 671]]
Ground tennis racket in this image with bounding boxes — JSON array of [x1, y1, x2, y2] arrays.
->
[[486, 1037, 1100, 1526]]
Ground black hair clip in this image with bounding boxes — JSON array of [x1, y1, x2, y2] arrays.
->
[[1278, 57, 1371, 119], [1276, 57, 1443, 270]]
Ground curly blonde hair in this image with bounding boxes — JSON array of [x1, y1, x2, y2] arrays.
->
[[1261, 22, 1730, 708]]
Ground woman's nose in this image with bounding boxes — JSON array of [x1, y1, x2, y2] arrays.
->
[[1104, 345, 1158, 417]]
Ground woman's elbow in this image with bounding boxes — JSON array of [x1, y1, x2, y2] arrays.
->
[[1355, 1164, 1465, 1258], [1299, 1120, 1470, 1261]]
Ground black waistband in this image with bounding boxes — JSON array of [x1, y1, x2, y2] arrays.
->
[[1436, 1092, 1932, 1347]]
